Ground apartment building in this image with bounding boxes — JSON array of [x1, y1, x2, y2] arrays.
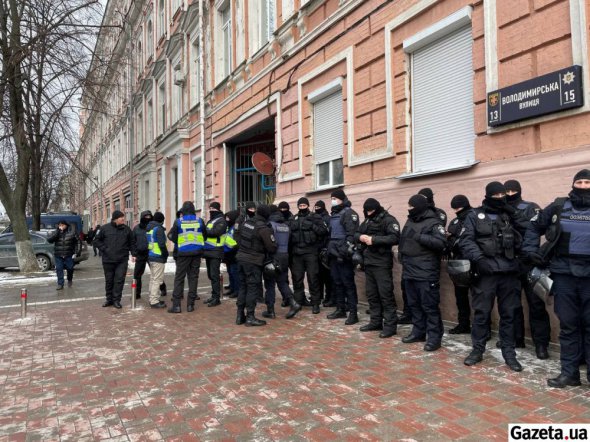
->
[[76, 0, 590, 331]]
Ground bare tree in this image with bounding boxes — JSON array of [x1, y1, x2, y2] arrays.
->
[[0, 0, 103, 272]]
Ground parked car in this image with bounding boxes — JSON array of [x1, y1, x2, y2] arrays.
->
[[33, 230, 89, 265], [0, 233, 55, 271]]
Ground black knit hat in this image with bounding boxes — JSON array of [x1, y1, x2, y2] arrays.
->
[[418, 188, 434, 204], [331, 189, 346, 201], [573, 169, 590, 183], [450, 194, 470, 210], [57, 219, 69, 226], [257, 204, 271, 219], [315, 200, 326, 210], [504, 180, 522, 193], [408, 194, 429, 212], [111, 210, 125, 220], [245, 201, 256, 211], [209, 202, 221, 211], [485, 181, 506, 197], [297, 197, 310, 206], [278, 201, 290, 210], [154, 212, 165, 223], [363, 198, 380, 212]]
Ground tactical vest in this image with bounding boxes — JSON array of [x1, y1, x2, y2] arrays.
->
[[177, 215, 205, 253], [270, 221, 290, 254], [473, 210, 518, 259], [204, 217, 224, 250], [293, 214, 318, 246], [330, 208, 349, 240], [555, 200, 590, 257], [147, 226, 162, 258], [361, 212, 391, 253], [239, 219, 265, 254], [223, 226, 237, 252], [400, 217, 441, 257]]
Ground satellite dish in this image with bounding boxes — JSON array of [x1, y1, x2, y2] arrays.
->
[[252, 152, 275, 175]]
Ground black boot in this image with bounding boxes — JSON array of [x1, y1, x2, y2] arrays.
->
[[323, 299, 336, 307], [245, 313, 266, 327], [168, 302, 181, 313], [286, 299, 302, 319], [187, 302, 195, 312], [547, 373, 581, 388], [262, 306, 276, 319], [345, 311, 359, 325], [204, 297, 214, 304], [281, 299, 289, 307], [327, 308, 347, 319], [236, 308, 246, 325], [208, 298, 221, 307], [449, 324, 471, 334]]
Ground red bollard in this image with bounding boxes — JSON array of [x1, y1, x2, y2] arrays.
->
[[131, 279, 137, 309], [21, 288, 27, 319]]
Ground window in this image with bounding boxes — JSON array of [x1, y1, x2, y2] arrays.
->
[[158, 80, 166, 133], [190, 39, 200, 108], [136, 111, 143, 152], [313, 90, 344, 188], [172, 58, 182, 123], [194, 157, 202, 209], [147, 19, 153, 61], [136, 39, 143, 75], [221, 5, 232, 78], [159, 0, 166, 38], [0, 235, 15, 245], [147, 98, 154, 144], [261, 0, 275, 45], [407, 24, 474, 174]]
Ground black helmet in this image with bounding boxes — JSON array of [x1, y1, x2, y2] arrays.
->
[[447, 260, 472, 287], [527, 267, 553, 303]]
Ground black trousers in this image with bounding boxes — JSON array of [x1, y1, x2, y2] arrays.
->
[[103, 260, 128, 303], [206, 257, 222, 300], [552, 273, 590, 379], [263, 253, 293, 306], [291, 253, 321, 305], [471, 273, 521, 358], [365, 265, 398, 333], [237, 261, 263, 315], [134, 257, 167, 296], [405, 279, 443, 344], [318, 260, 332, 302], [401, 281, 410, 316], [453, 284, 471, 327], [513, 273, 551, 346], [331, 260, 357, 312], [172, 256, 201, 305]]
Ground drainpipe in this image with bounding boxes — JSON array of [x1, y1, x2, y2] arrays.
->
[[127, 19, 135, 226], [199, 0, 206, 212]]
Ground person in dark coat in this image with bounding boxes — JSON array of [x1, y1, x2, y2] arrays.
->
[[91, 225, 101, 256], [146, 212, 169, 308], [523, 169, 590, 387], [355, 198, 401, 338], [203, 202, 227, 307], [289, 197, 328, 313], [223, 209, 240, 298], [235, 204, 277, 326], [47, 220, 79, 290], [93, 211, 136, 309], [314, 200, 333, 307], [278, 201, 293, 221], [446, 195, 474, 334], [459, 182, 524, 372], [399, 195, 447, 351]]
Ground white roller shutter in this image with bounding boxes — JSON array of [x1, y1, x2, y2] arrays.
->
[[411, 25, 474, 173], [314, 91, 343, 164]]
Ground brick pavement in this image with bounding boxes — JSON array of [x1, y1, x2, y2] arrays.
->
[[0, 294, 589, 441]]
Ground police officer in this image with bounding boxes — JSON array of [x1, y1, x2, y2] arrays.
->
[[355, 198, 401, 338], [523, 169, 590, 387], [236, 204, 277, 326], [278, 201, 293, 221], [290, 197, 328, 314], [459, 182, 523, 371], [399, 195, 447, 351], [167, 201, 206, 313], [315, 200, 333, 307], [326, 189, 360, 324], [263, 205, 302, 319], [203, 202, 227, 307], [223, 210, 240, 298], [132, 211, 167, 300], [146, 212, 168, 308], [502, 179, 551, 359], [447, 195, 474, 334]]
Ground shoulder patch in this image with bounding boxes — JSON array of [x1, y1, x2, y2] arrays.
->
[[439, 213, 446, 221], [437, 225, 446, 235], [294, 216, 298, 220], [478, 213, 486, 219], [452, 219, 459, 224], [270, 234, 276, 242], [530, 214, 539, 222], [393, 224, 400, 231], [551, 214, 558, 223], [351, 215, 358, 222], [459, 227, 465, 236]]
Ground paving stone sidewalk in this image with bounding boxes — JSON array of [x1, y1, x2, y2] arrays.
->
[[0, 295, 589, 441]]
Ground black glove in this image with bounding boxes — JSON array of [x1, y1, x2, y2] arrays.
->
[[405, 228, 418, 240], [476, 258, 494, 275], [528, 252, 547, 267]]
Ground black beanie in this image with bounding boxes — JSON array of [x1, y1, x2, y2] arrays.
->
[[245, 201, 256, 211], [278, 201, 290, 210], [315, 200, 326, 210], [257, 204, 271, 219], [408, 194, 429, 212], [504, 180, 522, 193], [450, 195, 470, 210], [418, 188, 434, 204], [297, 197, 310, 206], [573, 169, 590, 183], [331, 189, 346, 201], [269, 204, 279, 213], [209, 202, 221, 211], [363, 198, 380, 212], [111, 210, 125, 221], [485, 181, 506, 197], [154, 212, 165, 223]]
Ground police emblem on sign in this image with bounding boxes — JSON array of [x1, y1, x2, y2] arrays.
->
[[489, 93, 499, 107]]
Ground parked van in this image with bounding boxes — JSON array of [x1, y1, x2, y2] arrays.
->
[[2, 212, 83, 235]]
